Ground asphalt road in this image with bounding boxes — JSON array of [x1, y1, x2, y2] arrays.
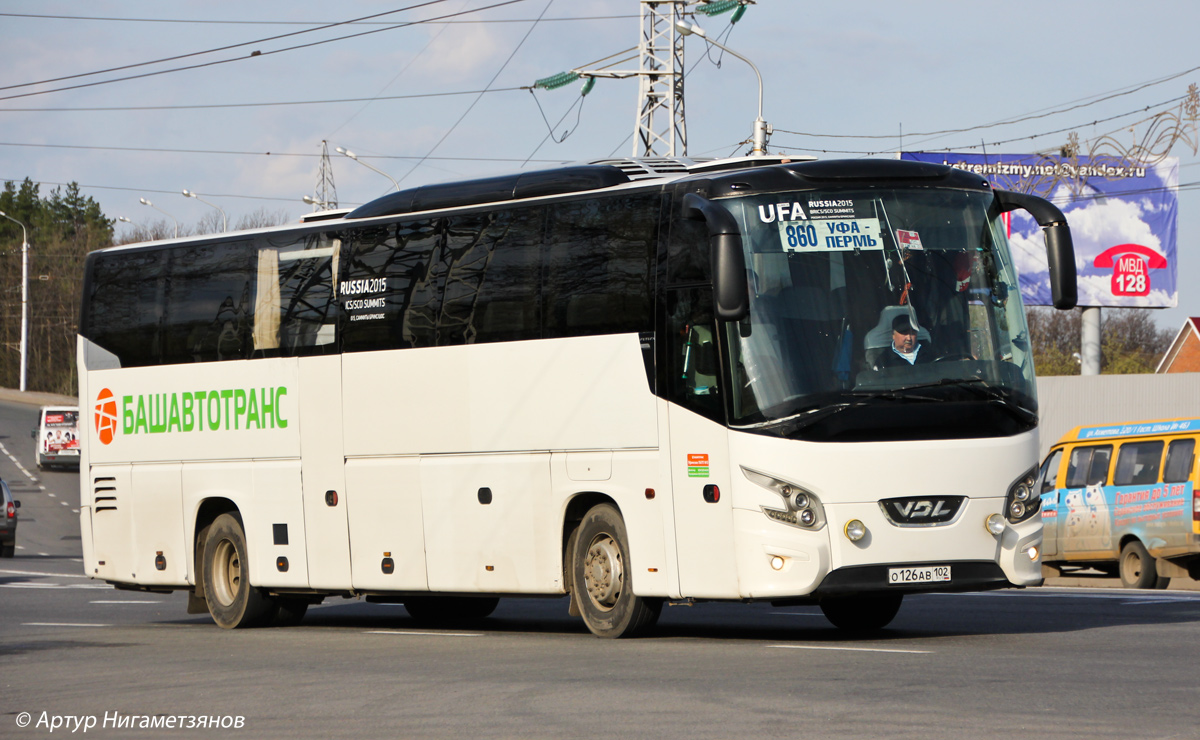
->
[[2, 398, 1200, 739]]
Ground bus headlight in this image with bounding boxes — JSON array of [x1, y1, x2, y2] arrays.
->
[[1004, 467, 1039, 524], [743, 467, 826, 531]]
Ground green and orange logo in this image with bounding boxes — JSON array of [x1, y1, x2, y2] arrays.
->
[[93, 386, 289, 444], [94, 388, 118, 445]]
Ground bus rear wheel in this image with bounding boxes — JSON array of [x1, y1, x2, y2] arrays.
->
[[819, 592, 904, 633], [203, 512, 277, 628], [572, 504, 661, 638], [1119, 540, 1170, 590]]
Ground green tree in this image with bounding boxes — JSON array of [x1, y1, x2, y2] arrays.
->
[[0, 179, 114, 394]]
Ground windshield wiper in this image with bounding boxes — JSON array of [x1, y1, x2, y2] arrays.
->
[[890, 377, 1037, 422]]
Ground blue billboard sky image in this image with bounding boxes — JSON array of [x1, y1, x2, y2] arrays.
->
[[903, 152, 1178, 308]]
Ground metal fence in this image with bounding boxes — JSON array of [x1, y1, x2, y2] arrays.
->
[[1036, 374, 1200, 458]]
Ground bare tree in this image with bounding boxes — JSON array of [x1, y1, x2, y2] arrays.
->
[[1026, 307, 1175, 375]]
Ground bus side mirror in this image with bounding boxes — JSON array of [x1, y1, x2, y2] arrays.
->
[[994, 189, 1077, 310], [681, 192, 749, 321]]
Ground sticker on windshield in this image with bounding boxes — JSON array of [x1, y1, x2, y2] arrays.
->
[[779, 218, 883, 253], [896, 229, 924, 251]]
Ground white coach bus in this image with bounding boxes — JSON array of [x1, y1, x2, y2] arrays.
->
[[78, 157, 1076, 637]]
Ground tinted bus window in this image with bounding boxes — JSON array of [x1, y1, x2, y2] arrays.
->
[[162, 242, 254, 364], [1164, 438, 1196, 484], [253, 231, 340, 357], [544, 194, 656, 338], [85, 249, 167, 367], [1114, 441, 1164, 486], [340, 220, 441, 352], [438, 208, 544, 345]]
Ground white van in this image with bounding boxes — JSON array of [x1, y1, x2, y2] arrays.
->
[[33, 405, 80, 470]]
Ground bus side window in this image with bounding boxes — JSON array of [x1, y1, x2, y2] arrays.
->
[[1164, 438, 1197, 484], [163, 241, 255, 364], [84, 249, 168, 367], [1065, 445, 1112, 488], [1114, 440, 1164, 486], [543, 194, 656, 338], [1038, 449, 1063, 495], [438, 208, 544, 345], [1087, 446, 1112, 486], [340, 220, 441, 352], [667, 288, 723, 422], [253, 232, 341, 357]]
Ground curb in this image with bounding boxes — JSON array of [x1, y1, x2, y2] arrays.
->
[[0, 387, 78, 407]]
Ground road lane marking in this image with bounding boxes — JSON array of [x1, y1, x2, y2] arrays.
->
[[770, 644, 931, 654], [90, 600, 162, 604], [0, 440, 38, 484], [0, 568, 91, 578], [23, 622, 110, 627], [364, 630, 483, 637]]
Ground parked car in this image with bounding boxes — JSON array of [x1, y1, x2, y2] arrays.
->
[[0, 478, 20, 557]]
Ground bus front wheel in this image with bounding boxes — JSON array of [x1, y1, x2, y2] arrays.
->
[[1119, 540, 1170, 590], [572, 504, 661, 638], [819, 592, 904, 633], [203, 512, 277, 628]]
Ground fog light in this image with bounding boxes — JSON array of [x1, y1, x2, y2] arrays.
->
[[985, 513, 1006, 536], [1026, 545, 1040, 562], [770, 556, 785, 571], [844, 519, 867, 542]]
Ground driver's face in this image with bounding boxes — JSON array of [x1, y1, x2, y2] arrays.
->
[[893, 328, 917, 353]]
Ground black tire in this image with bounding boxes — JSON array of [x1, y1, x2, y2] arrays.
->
[[404, 596, 499, 626], [819, 592, 904, 633], [202, 512, 277, 628], [0, 544, 13, 558], [572, 504, 662, 638], [274, 598, 310, 626], [1119, 540, 1169, 589]]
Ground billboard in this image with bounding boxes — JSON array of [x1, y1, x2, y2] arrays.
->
[[901, 152, 1178, 308]]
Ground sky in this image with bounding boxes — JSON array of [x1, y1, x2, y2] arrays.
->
[[3, 0, 1199, 333]]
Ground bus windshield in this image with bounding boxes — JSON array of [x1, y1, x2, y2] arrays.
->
[[718, 187, 1036, 434]]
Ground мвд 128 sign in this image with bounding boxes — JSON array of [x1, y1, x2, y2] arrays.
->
[[901, 152, 1178, 308]]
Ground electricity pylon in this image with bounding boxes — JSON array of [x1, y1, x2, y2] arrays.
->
[[313, 140, 338, 210]]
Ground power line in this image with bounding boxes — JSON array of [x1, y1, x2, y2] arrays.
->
[[0, 12, 634, 25], [396, 0, 555, 186], [774, 63, 1200, 144], [0, 141, 564, 163], [0, 1, 452, 93], [0, 0, 527, 102], [0, 88, 529, 113]]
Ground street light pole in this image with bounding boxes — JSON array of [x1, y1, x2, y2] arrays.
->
[[139, 198, 179, 238], [674, 19, 770, 156], [182, 189, 227, 232], [335, 147, 401, 191], [0, 210, 29, 392]]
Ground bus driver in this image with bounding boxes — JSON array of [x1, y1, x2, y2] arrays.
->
[[872, 314, 933, 370]]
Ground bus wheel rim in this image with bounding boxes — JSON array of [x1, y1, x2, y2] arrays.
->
[[584, 534, 623, 610], [212, 539, 240, 607]]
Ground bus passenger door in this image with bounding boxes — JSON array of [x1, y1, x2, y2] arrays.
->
[[299, 355, 352, 589], [664, 290, 740, 599]]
